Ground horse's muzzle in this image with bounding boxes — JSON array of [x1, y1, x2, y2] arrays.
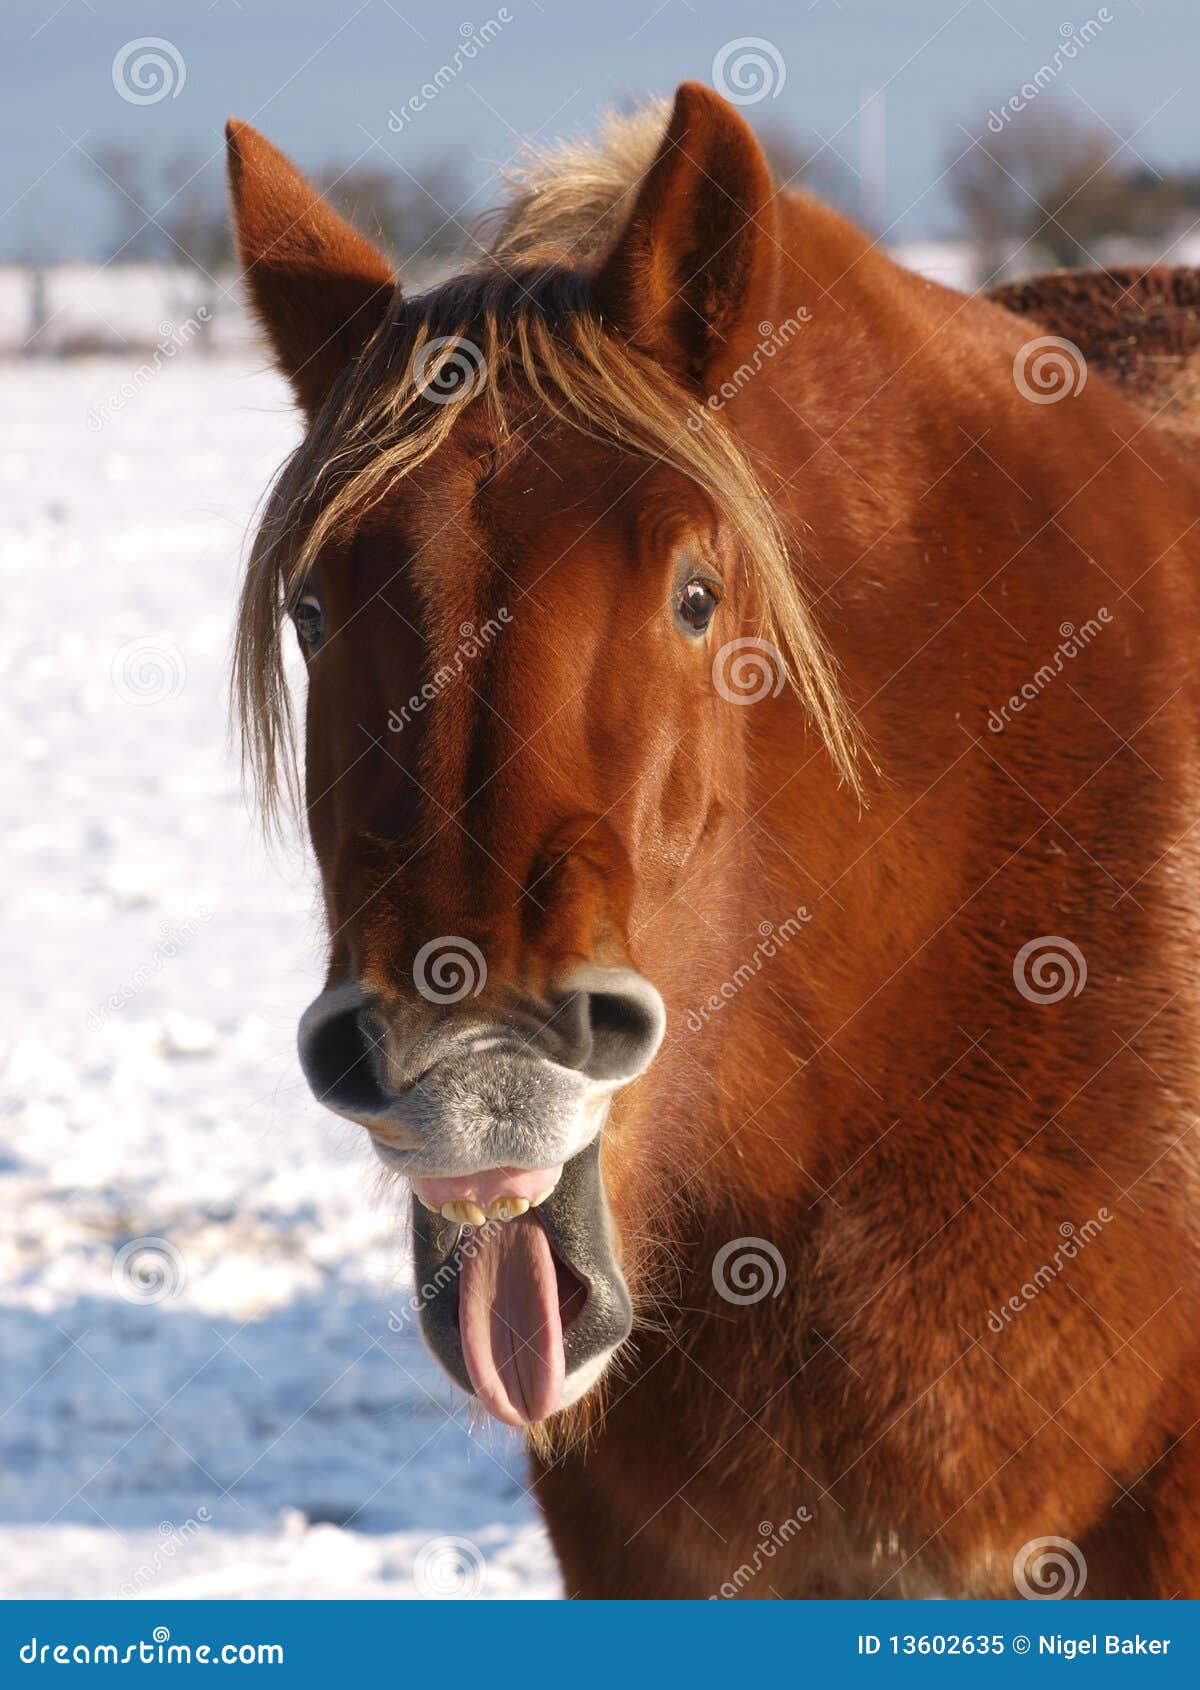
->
[[296, 966, 662, 1421]]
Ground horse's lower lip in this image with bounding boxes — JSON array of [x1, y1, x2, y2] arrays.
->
[[410, 1135, 632, 1422]]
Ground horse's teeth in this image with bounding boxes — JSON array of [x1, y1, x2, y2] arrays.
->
[[530, 1184, 558, 1207], [487, 1195, 530, 1222], [441, 1200, 486, 1226]]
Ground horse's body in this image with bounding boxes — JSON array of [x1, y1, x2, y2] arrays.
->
[[229, 85, 1200, 1597]]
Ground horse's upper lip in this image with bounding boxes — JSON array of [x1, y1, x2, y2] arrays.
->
[[410, 1162, 564, 1224]]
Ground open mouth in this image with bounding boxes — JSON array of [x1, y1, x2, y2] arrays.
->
[[410, 1136, 632, 1426]]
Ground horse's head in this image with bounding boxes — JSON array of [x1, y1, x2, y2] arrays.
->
[[228, 84, 856, 1427]]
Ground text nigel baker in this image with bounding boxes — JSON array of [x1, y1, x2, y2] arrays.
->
[[1039, 1636, 1172, 1658], [857, 1634, 1172, 1657]]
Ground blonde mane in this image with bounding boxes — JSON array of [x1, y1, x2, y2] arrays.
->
[[234, 100, 862, 824]]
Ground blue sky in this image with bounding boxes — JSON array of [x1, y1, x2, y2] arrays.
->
[[1, 0, 1193, 260]]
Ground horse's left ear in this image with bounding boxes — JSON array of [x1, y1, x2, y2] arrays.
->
[[593, 81, 779, 387], [225, 119, 396, 419]]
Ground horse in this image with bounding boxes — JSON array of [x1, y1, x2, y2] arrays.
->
[[227, 82, 1200, 1599]]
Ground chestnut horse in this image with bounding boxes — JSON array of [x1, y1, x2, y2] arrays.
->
[[228, 83, 1200, 1598]]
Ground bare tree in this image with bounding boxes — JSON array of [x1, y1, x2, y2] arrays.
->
[[947, 104, 1152, 282], [157, 149, 230, 274], [87, 144, 162, 263], [90, 143, 472, 278], [754, 118, 857, 217], [86, 144, 228, 272], [318, 153, 472, 277]]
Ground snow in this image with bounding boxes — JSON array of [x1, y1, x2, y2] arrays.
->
[[0, 355, 560, 1599], [0, 266, 254, 358]]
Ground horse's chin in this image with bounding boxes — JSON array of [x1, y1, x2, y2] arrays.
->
[[407, 1135, 632, 1427]]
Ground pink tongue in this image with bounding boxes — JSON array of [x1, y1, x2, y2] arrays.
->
[[458, 1216, 565, 1427]]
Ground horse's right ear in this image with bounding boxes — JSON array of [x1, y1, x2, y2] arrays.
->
[[593, 82, 779, 388], [225, 119, 395, 419]]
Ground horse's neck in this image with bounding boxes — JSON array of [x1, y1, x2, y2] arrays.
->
[[692, 218, 1196, 1221]]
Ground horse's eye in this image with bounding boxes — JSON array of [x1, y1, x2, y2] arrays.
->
[[676, 577, 720, 634], [294, 595, 325, 649]]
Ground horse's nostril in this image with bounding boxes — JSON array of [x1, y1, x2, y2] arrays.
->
[[556, 966, 666, 1083], [586, 990, 661, 1079], [299, 967, 665, 1108], [297, 981, 392, 1117]]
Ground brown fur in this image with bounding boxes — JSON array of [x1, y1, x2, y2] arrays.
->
[[229, 85, 1200, 1598]]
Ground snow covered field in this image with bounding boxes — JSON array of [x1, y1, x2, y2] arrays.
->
[[0, 355, 559, 1599]]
